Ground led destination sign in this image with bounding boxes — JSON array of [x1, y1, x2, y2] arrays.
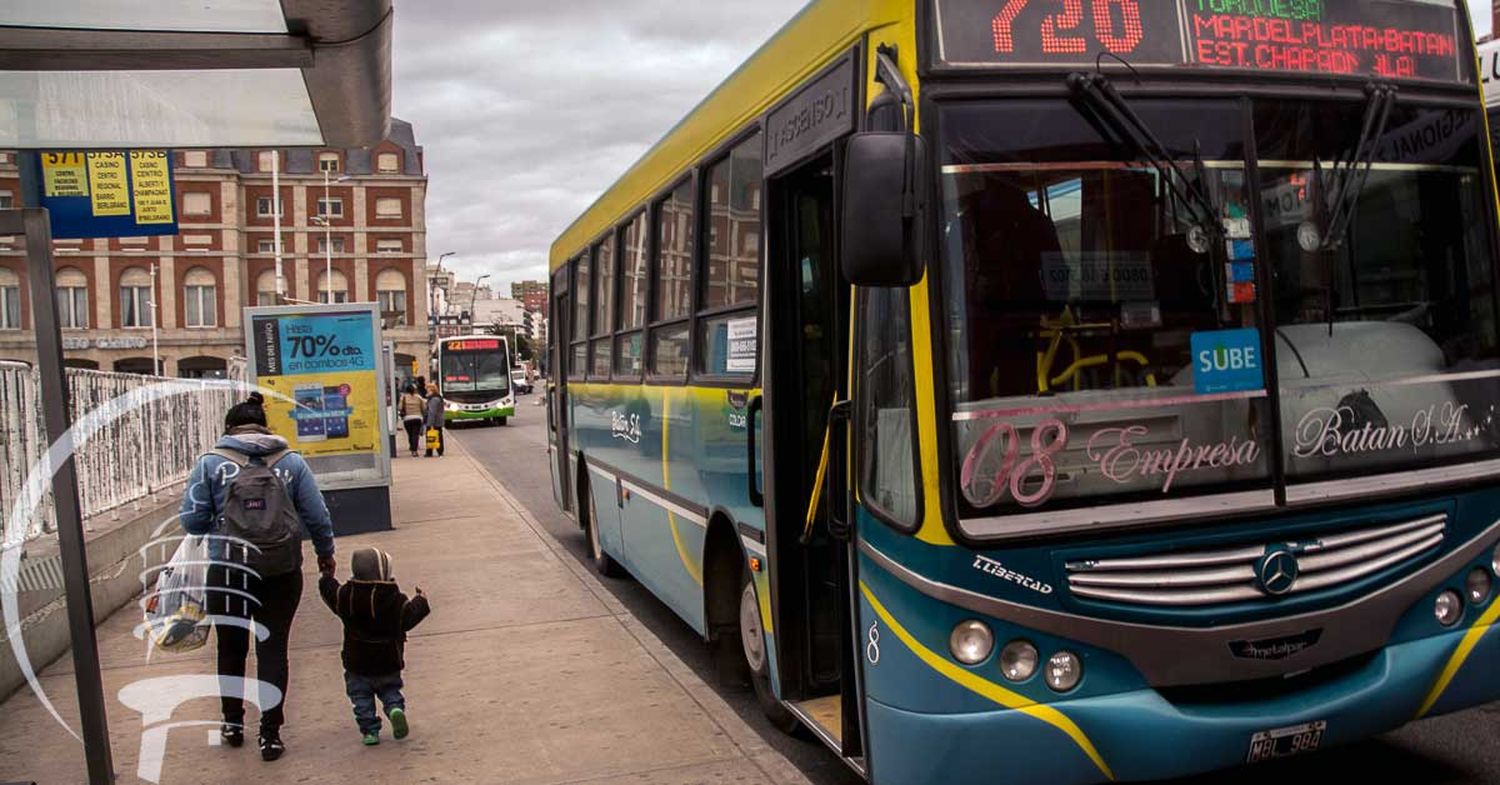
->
[[935, 0, 1464, 83]]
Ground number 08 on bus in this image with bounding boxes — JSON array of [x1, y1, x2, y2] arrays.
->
[[546, 0, 1500, 782]]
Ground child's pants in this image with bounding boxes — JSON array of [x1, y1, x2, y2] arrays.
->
[[344, 671, 405, 735]]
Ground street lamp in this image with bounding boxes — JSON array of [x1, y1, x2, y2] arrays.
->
[[314, 171, 352, 303], [147, 262, 160, 375], [469, 274, 490, 327]]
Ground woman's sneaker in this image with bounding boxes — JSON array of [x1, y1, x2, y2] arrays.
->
[[389, 708, 409, 740], [361, 732, 380, 746], [220, 723, 243, 748], [258, 731, 285, 762]]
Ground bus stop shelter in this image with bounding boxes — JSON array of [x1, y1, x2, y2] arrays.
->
[[0, 3, 393, 782]]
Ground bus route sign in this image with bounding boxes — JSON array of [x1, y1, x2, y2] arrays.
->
[[935, 0, 1464, 83], [34, 150, 178, 239]]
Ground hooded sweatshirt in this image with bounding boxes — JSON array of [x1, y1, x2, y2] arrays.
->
[[319, 547, 431, 676], [179, 425, 336, 562]]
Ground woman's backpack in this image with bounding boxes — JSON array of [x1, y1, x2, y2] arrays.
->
[[212, 448, 304, 576]]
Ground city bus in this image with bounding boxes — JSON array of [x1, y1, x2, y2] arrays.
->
[[546, 1, 1500, 782], [437, 334, 514, 426]]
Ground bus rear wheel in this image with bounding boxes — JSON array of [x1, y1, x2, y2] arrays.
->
[[583, 483, 625, 578], [738, 564, 802, 735]]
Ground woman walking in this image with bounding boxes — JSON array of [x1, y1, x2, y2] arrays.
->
[[178, 392, 336, 762], [424, 383, 446, 457], [398, 383, 425, 457]]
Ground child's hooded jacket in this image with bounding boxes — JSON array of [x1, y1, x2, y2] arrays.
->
[[319, 547, 431, 676]]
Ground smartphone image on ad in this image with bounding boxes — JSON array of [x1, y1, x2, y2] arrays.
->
[[323, 386, 350, 440], [294, 384, 327, 442]]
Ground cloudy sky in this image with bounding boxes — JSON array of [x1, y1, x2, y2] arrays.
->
[[391, 1, 809, 291], [393, 0, 1497, 292]]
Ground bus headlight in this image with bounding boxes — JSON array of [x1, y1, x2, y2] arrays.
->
[[999, 641, 1038, 682], [949, 620, 994, 666], [1466, 569, 1492, 606], [1435, 590, 1464, 627], [1045, 651, 1083, 692]]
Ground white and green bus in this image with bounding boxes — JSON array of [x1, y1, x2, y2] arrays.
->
[[438, 335, 515, 426]]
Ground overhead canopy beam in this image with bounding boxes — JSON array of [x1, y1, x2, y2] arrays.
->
[[0, 0, 391, 147]]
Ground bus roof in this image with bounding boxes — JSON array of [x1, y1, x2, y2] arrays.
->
[[549, 0, 903, 272]]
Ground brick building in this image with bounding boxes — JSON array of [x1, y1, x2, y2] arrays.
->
[[0, 118, 431, 380], [511, 280, 548, 314]]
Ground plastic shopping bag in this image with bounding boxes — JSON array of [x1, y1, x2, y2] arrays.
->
[[142, 536, 211, 653], [426, 427, 441, 451]]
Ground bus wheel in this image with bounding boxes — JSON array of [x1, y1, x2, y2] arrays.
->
[[584, 485, 625, 578], [497, 417, 508, 427], [739, 565, 803, 735]]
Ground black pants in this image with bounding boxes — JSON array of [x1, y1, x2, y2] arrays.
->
[[425, 426, 444, 457], [403, 418, 423, 454], [209, 564, 303, 732]]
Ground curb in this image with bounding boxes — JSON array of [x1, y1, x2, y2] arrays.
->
[[453, 438, 815, 785]]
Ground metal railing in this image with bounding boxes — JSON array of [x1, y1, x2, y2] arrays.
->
[[1, 362, 239, 542]]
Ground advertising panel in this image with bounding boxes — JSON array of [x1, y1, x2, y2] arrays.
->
[[244, 303, 391, 491]]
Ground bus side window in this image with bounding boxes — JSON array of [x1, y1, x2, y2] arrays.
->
[[858, 287, 921, 529]]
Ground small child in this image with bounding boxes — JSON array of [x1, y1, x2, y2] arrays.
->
[[319, 547, 431, 745]]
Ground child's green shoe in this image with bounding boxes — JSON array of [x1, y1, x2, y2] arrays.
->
[[361, 733, 380, 746], [389, 708, 409, 740]]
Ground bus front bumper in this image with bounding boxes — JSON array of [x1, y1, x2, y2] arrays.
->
[[445, 405, 515, 422], [865, 621, 1500, 785]]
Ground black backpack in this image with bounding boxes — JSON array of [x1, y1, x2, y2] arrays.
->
[[212, 448, 303, 576]]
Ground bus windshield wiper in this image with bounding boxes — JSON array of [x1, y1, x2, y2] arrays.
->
[[1067, 72, 1222, 244], [1317, 83, 1397, 252]]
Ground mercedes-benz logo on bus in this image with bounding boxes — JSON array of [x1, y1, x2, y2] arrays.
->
[[1257, 548, 1301, 597]]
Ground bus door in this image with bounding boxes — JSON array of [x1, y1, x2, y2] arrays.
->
[[764, 151, 860, 756], [549, 266, 572, 513]]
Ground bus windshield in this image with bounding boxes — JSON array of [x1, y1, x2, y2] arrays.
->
[[441, 343, 511, 396], [939, 97, 1500, 527]]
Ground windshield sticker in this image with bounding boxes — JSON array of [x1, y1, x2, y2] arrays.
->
[[1087, 427, 1262, 494], [1191, 329, 1264, 394], [1042, 252, 1155, 303], [1227, 262, 1257, 304], [1120, 301, 1162, 330], [725, 317, 757, 374], [1293, 400, 1480, 459], [1223, 216, 1252, 239]]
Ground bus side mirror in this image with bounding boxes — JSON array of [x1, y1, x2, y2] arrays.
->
[[841, 131, 927, 287]]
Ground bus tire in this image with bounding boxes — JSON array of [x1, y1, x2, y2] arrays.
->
[[497, 416, 508, 427], [583, 483, 626, 578], [738, 563, 803, 736]]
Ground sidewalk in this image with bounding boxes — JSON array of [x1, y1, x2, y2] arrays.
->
[[0, 438, 812, 785]]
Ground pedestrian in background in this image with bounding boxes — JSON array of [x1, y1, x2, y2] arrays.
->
[[398, 384, 425, 457], [414, 376, 428, 398], [179, 392, 337, 763], [424, 383, 446, 457]]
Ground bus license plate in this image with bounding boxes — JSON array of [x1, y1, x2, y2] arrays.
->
[[1246, 721, 1325, 763]]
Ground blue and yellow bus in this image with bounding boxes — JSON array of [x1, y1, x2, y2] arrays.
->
[[548, 1, 1500, 781], [438, 335, 515, 425]]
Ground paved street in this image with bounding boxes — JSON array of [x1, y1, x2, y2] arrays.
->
[[456, 406, 1500, 785]]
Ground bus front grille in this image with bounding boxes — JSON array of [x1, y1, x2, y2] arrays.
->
[[1063, 513, 1447, 607]]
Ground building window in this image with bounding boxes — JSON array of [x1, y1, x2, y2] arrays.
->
[[257, 151, 280, 172], [183, 151, 208, 168], [315, 197, 343, 218], [256, 196, 282, 218], [318, 152, 341, 173], [316, 236, 346, 254], [0, 267, 21, 330], [257, 239, 276, 254], [183, 192, 212, 216], [376, 269, 408, 326], [376, 239, 404, 254], [119, 267, 153, 328], [183, 267, 217, 328], [376, 152, 400, 173], [183, 234, 213, 247], [375, 197, 403, 219], [316, 269, 349, 304], [57, 268, 90, 330], [256, 269, 279, 306], [592, 234, 615, 338], [0, 191, 14, 210]]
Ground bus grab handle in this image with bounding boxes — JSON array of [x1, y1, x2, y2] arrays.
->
[[747, 395, 764, 507]]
